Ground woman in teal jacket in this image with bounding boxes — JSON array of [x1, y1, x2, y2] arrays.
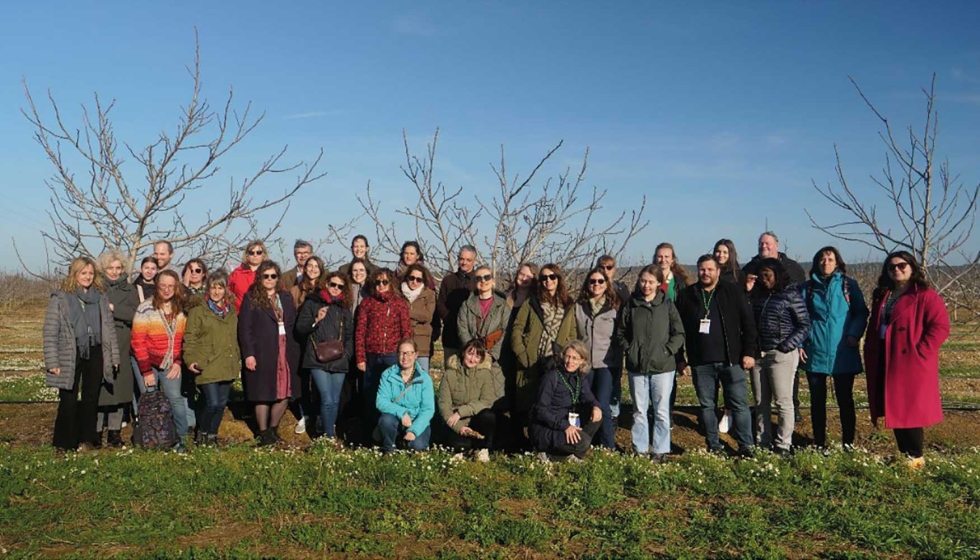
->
[[375, 339, 435, 452], [800, 246, 869, 448]]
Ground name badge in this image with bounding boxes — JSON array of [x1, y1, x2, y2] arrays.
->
[[568, 412, 581, 428], [278, 322, 286, 336], [699, 319, 711, 334]]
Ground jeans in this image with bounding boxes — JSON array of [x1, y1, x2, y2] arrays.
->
[[416, 356, 430, 373], [584, 367, 615, 449], [692, 363, 753, 451], [53, 347, 103, 450], [364, 353, 397, 437], [807, 373, 857, 446], [609, 367, 622, 418], [311, 369, 346, 437], [628, 371, 675, 455], [198, 381, 232, 436], [377, 413, 431, 452], [135, 366, 190, 437], [750, 350, 796, 451]]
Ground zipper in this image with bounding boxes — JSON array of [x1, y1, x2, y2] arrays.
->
[[383, 301, 391, 350]]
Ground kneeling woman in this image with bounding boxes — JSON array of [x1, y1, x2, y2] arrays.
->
[[437, 340, 504, 461], [238, 262, 301, 446], [375, 339, 435, 452], [183, 271, 240, 446], [530, 340, 602, 462]]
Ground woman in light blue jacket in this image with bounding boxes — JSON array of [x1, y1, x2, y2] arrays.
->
[[375, 339, 435, 452], [800, 246, 869, 448]]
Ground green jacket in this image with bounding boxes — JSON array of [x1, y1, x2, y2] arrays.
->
[[457, 293, 510, 361], [438, 354, 504, 433], [616, 292, 686, 374], [183, 303, 241, 385], [510, 294, 577, 370]]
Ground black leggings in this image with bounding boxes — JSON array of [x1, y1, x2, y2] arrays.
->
[[53, 347, 103, 450], [807, 373, 856, 446], [894, 428, 924, 458], [439, 409, 498, 451]]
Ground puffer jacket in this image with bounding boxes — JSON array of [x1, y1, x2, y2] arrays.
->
[[616, 292, 685, 374], [801, 272, 868, 375], [529, 364, 599, 451], [295, 290, 354, 372], [575, 298, 622, 369], [437, 354, 504, 432], [750, 284, 810, 353], [376, 362, 435, 437], [457, 293, 510, 361], [43, 290, 120, 390]]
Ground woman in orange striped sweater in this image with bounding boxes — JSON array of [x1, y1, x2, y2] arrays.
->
[[131, 270, 189, 450]]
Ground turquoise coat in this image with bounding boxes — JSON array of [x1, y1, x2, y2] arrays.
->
[[801, 272, 869, 375], [376, 362, 435, 437]]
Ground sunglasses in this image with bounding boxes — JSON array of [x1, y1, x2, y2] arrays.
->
[[328, 281, 345, 289], [190, 268, 203, 273], [475, 274, 493, 282], [539, 273, 558, 281], [262, 273, 278, 280], [377, 279, 390, 286], [407, 275, 424, 283], [248, 250, 264, 256], [887, 262, 910, 272], [588, 278, 606, 285], [601, 264, 614, 270]]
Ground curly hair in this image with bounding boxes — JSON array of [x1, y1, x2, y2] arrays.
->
[[246, 261, 285, 310], [366, 267, 396, 298], [402, 263, 433, 291]]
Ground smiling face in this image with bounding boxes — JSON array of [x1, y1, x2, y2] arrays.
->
[[588, 272, 608, 298], [463, 346, 482, 368], [156, 274, 177, 302], [351, 263, 367, 285], [639, 272, 659, 298], [186, 262, 205, 287], [714, 245, 729, 265], [304, 259, 322, 281], [562, 347, 585, 374], [760, 267, 776, 291], [397, 342, 417, 370], [209, 283, 226, 304], [539, 268, 559, 296], [140, 261, 158, 282], [888, 257, 912, 284], [458, 249, 476, 273], [105, 259, 125, 282], [655, 248, 674, 272], [153, 243, 173, 269], [759, 234, 778, 259], [351, 238, 368, 259], [698, 259, 720, 289], [474, 267, 494, 296], [375, 274, 391, 294], [294, 246, 312, 268], [76, 264, 95, 290], [516, 266, 535, 289]]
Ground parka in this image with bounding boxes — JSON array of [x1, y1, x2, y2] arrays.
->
[[750, 283, 810, 353], [183, 302, 241, 385], [801, 271, 869, 375], [437, 354, 504, 432], [616, 292, 686, 374], [295, 290, 354, 372]]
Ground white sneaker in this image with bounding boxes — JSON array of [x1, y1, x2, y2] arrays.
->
[[536, 452, 550, 463], [475, 449, 490, 463], [718, 410, 731, 434], [294, 416, 308, 435]]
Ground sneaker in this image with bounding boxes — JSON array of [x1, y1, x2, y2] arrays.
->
[[718, 410, 731, 434], [536, 452, 550, 463], [567, 455, 584, 463], [294, 416, 308, 435], [651, 453, 667, 464], [908, 456, 926, 471], [475, 449, 490, 463], [776, 447, 794, 458]]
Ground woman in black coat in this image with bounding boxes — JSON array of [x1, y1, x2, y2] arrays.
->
[[238, 261, 301, 446], [530, 340, 602, 462], [97, 250, 140, 447]]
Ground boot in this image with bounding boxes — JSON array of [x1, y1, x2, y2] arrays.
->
[[107, 430, 124, 448], [258, 428, 276, 447]]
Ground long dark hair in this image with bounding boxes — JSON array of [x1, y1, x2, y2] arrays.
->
[[246, 261, 285, 309], [751, 258, 792, 295], [399, 241, 425, 264], [809, 246, 847, 278], [874, 250, 929, 300], [577, 266, 620, 310], [181, 258, 208, 287], [713, 239, 741, 278], [323, 271, 354, 310], [402, 263, 433, 291], [537, 263, 573, 308]]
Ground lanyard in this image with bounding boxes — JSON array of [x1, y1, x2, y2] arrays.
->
[[558, 371, 580, 404], [700, 287, 715, 319]]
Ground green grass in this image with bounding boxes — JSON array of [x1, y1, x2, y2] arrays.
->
[[3, 443, 980, 558]]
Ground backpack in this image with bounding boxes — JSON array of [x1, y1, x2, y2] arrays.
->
[[133, 390, 178, 449], [804, 276, 851, 307]]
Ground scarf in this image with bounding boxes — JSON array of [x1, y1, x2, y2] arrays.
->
[[539, 301, 565, 358], [401, 282, 423, 304], [68, 288, 102, 359], [589, 295, 606, 317], [103, 275, 127, 290], [207, 298, 229, 318]]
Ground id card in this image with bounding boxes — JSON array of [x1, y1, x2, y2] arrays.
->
[[699, 319, 711, 334], [278, 322, 286, 336], [568, 412, 581, 428]]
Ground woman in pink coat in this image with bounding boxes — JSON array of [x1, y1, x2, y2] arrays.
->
[[864, 251, 949, 469]]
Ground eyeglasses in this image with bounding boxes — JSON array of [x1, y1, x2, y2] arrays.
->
[[248, 250, 264, 256], [888, 262, 910, 272], [262, 273, 278, 280], [539, 273, 558, 281], [398, 351, 417, 357], [588, 278, 606, 285], [407, 275, 424, 283], [475, 274, 493, 282], [601, 265, 614, 270], [190, 268, 203, 273], [328, 281, 345, 289], [377, 279, 390, 286]]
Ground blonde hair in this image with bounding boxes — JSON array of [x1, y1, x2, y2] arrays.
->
[[561, 340, 592, 375], [241, 240, 269, 265], [97, 248, 129, 275], [62, 256, 103, 293]]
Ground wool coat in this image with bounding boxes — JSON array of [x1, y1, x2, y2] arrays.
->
[[43, 290, 120, 391], [99, 279, 139, 406], [457, 293, 510, 361], [183, 303, 241, 386], [864, 284, 950, 429], [801, 272, 869, 375], [237, 291, 302, 402], [406, 287, 437, 358]]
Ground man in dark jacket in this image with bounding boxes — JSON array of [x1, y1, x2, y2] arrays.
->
[[741, 231, 805, 421], [436, 245, 477, 367], [282, 239, 313, 287], [676, 255, 758, 455]]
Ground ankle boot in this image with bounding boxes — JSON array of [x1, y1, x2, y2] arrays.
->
[[107, 430, 123, 448]]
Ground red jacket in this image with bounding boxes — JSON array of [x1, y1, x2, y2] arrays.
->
[[355, 290, 411, 364], [864, 284, 949, 429], [228, 265, 256, 312]]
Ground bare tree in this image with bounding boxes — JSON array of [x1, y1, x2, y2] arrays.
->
[[358, 128, 648, 283], [14, 30, 327, 275], [807, 74, 980, 317]]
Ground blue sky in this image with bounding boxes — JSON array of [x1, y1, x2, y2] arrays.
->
[[1, 1, 979, 272]]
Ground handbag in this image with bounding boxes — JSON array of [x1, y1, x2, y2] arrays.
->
[[312, 313, 345, 363]]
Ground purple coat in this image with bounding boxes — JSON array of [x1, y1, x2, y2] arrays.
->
[[238, 291, 301, 402]]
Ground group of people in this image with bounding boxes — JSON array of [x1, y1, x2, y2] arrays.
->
[[43, 232, 950, 468]]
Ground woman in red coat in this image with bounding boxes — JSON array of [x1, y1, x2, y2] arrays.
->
[[864, 251, 949, 469], [228, 240, 269, 312]]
